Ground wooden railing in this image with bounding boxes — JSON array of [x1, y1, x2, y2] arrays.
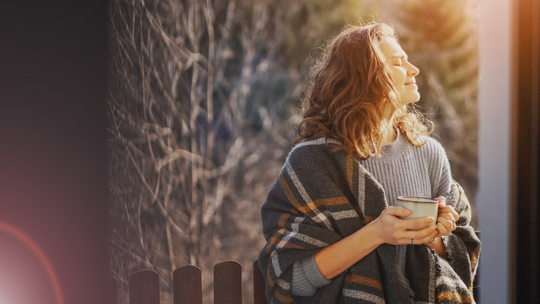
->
[[113, 253, 480, 303], [111, 260, 268, 304]]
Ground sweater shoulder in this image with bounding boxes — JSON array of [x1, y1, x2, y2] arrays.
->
[[417, 135, 448, 158]]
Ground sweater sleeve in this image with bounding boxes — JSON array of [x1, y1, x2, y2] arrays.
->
[[435, 152, 452, 198], [290, 255, 331, 296], [426, 137, 452, 198]]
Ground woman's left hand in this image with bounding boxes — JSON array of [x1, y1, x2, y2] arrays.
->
[[434, 196, 459, 238]]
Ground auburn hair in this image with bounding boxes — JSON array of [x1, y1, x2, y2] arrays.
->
[[294, 22, 433, 159]]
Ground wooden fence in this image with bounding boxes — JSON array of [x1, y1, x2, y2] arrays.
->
[[111, 257, 480, 304], [110, 260, 267, 304]]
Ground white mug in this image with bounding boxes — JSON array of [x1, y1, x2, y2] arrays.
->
[[395, 196, 438, 229]]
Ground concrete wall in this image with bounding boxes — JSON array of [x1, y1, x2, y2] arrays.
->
[[477, 0, 513, 302]]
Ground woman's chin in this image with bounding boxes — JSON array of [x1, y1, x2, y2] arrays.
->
[[400, 97, 420, 106]]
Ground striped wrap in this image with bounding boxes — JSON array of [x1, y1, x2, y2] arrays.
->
[[258, 137, 481, 304]]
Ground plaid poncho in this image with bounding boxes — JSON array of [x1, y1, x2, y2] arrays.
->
[[259, 137, 481, 304]]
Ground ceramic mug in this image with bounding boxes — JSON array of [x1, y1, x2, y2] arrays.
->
[[395, 196, 438, 230]]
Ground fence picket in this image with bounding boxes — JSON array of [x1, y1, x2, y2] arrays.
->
[[214, 260, 243, 304], [117, 253, 479, 303], [129, 270, 160, 304], [173, 265, 203, 304], [252, 260, 268, 304]]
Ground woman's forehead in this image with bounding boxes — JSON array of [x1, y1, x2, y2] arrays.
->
[[380, 37, 406, 59]]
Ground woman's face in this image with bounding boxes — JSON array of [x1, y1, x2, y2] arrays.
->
[[380, 37, 420, 106]]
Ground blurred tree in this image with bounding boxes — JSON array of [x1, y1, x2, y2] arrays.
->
[[108, 0, 374, 302], [385, 0, 479, 226]]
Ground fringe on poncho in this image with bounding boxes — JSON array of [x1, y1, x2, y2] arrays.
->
[[258, 137, 481, 304]]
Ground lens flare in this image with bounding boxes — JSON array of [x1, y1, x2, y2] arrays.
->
[[0, 221, 64, 304]]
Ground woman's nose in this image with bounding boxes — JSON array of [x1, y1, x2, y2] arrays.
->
[[408, 63, 420, 76]]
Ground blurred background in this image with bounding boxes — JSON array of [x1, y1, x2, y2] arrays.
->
[[108, 0, 481, 302]]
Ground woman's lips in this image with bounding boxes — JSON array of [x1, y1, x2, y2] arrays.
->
[[404, 79, 416, 86]]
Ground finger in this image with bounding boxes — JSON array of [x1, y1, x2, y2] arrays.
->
[[436, 196, 446, 208], [383, 206, 412, 218], [438, 212, 454, 222], [402, 224, 438, 239], [439, 214, 457, 231], [439, 205, 459, 222], [400, 217, 436, 230], [438, 217, 453, 230], [406, 229, 438, 245], [437, 212, 452, 220], [448, 206, 459, 222], [420, 230, 439, 244], [437, 222, 451, 236]]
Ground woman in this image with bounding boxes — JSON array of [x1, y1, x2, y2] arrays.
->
[[258, 22, 480, 304]]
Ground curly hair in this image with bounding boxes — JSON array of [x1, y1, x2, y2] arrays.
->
[[294, 22, 432, 159]]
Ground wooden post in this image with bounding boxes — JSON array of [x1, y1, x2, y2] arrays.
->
[[129, 270, 160, 304], [214, 261, 243, 304], [253, 260, 268, 304], [173, 265, 202, 304]]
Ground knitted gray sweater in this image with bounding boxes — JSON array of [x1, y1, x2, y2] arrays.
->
[[291, 130, 452, 296]]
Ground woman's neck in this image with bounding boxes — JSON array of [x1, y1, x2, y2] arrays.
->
[[378, 121, 397, 149], [378, 106, 398, 149]]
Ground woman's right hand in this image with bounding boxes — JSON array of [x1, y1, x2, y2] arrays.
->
[[370, 206, 439, 245], [315, 206, 438, 280]]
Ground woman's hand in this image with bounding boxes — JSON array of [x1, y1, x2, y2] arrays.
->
[[434, 196, 459, 238], [370, 206, 438, 246], [315, 205, 437, 279]]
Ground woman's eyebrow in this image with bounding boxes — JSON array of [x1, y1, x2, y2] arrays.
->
[[391, 53, 407, 60]]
